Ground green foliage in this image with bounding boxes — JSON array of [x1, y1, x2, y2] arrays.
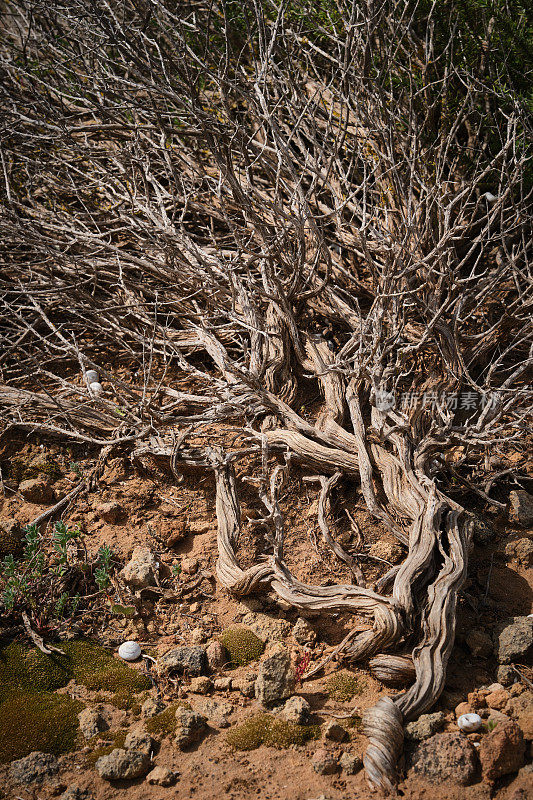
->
[[226, 713, 320, 750], [95, 544, 113, 591], [218, 627, 264, 667], [0, 691, 82, 762], [325, 671, 364, 702]]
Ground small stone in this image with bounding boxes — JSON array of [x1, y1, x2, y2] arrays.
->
[[58, 789, 92, 800], [124, 728, 152, 755], [509, 683, 524, 697], [233, 675, 256, 697], [19, 477, 55, 504], [311, 748, 338, 775], [214, 677, 232, 691], [9, 752, 59, 785], [509, 490, 533, 526], [95, 748, 151, 780], [405, 711, 445, 740], [485, 689, 510, 711], [455, 702, 474, 718], [517, 711, 533, 740], [78, 708, 108, 740], [505, 538, 533, 566], [324, 720, 347, 742], [188, 521, 211, 534], [339, 751, 362, 775], [410, 733, 477, 785], [206, 640, 228, 672], [494, 617, 533, 664], [158, 646, 207, 676], [118, 641, 141, 661], [141, 697, 164, 718], [193, 698, 233, 728], [120, 546, 158, 589], [146, 766, 177, 786], [282, 696, 311, 724], [487, 710, 511, 728], [479, 719, 525, 781], [457, 713, 483, 732], [95, 501, 123, 524], [181, 557, 198, 575], [174, 708, 206, 750], [497, 665, 516, 686], [189, 676, 213, 694], [255, 650, 295, 706], [190, 627, 206, 645], [465, 629, 493, 659], [292, 617, 316, 645]]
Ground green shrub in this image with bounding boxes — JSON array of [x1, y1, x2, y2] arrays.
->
[[218, 627, 264, 667], [226, 713, 319, 750], [325, 671, 363, 702]]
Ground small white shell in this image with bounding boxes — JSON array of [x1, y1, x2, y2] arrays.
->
[[85, 369, 99, 383], [89, 381, 104, 397], [483, 192, 497, 204], [118, 641, 141, 661], [457, 713, 482, 733]]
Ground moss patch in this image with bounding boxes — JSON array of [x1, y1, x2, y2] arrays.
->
[[0, 691, 82, 763], [0, 640, 151, 703], [218, 627, 264, 667], [144, 701, 190, 737], [325, 671, 364, 702], [226, 713, 320, 750], [85, 730, 127, 766]]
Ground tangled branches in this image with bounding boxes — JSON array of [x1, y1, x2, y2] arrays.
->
[[0, 0, 532, 790]]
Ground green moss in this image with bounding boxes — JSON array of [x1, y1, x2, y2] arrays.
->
[[0, 639, 150, 704], [325, 671, 364, 702], [226, 713, 320, 750], [0, 692, 82, 762], [144, 701, 190, 737], [7, 456, 61, 483], [218, 627, 264, 667], [0, 520, 24, 559]]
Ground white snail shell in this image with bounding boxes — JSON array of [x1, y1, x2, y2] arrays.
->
[[85, 369, 99, 383], [118, 641, 141, 661], [457, 713, 482, 733], [89, 381, 104, 397], [483, 192, 497, 204]]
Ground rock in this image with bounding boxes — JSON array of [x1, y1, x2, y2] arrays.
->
[[141, 697, 164, 718], [241, 611, 291, 644], [0, 517, 24, 557], [59, 789, 93, 800], [405, 711, 445, 741], [19, 477, 55, 504], [124, 728, 152, 755], [517, 711, 533, 740], [193, 698, 233, 728], [120, 546, 158, 589], [509, 490, 533, 526], [497, 665, 516, 686], [487, 710, 511, 728], [95, 501, 123, 524], [410, 733, 478, 785], [311, 748, 338, 775], [485, 688, 510, 711], [505, 538, 533, 567], [495, 617, 533, 664], [292, 617, 316, 645], [189, 676, 213, 694], [479, 719, 525, 781], [255, 650, 295, 706], [368, 540, 403, 564], [465, 629, 493, 659], [9, 752, 59, 784], [174, 708, 206, 750], [472, 517, 496, 546], [158, 646, 206, 676], [324, 720, 347, 742], [146, 766, 177, 786], [206, 641, 228, 672], [282, 695, 311, 724], [181, 557, 198, 575], [188, 521, 212, 535], [78, 708, 108, 740], [233, 675, 256, 697], [214, 677, 232, 691], [95, 748, 151, 780], [455, 702, 474, 718], [339, 751, 362, 775], [190, 627, 206, 645]]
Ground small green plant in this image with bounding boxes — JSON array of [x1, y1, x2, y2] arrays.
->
[[69, 461, 84, 477], [171, 563, 182, 577], [326, 671, 364, 702], [52, 520, 81, 566], [95, 544, 113, 591], [226, 713, 320, 750]]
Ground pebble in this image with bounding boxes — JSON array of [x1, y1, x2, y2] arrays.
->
[[457, 713, 483, 732], [118, 641, 141, 661], [479, 719, 525, 781], [146, 766, 177, 786], [311, 748, 338, 775]]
